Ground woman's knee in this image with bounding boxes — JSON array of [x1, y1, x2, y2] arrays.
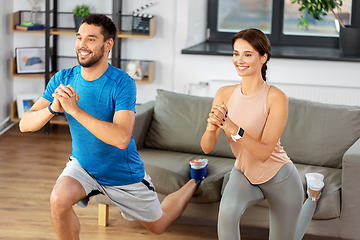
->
[[219, 200, 244, 223]]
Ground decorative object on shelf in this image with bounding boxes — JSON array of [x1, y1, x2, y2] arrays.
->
[[16, 93, 40, 118], [72, 4, 91, 31], [27, 0, 43, 25], [126, 60, 143, 80], [131, 2, 155, 33], [291, 0, 360, 56], [15, 47, 51, 74], [16, 22, 44, 31]]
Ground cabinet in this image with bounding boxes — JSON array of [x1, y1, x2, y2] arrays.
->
[[10, 0, 156, 126]]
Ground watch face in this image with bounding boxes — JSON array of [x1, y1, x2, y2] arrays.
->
[[238, 127, 244, 137]]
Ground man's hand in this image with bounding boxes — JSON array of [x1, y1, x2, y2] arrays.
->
[[52, 84, 80, 115], [50, 98, 64, 113]]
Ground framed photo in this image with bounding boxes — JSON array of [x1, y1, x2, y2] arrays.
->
[[15, 47, 51, 74], [16, 93, 41, 118]]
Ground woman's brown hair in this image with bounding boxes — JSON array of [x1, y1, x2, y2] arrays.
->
[[231, 28, 271, 81]]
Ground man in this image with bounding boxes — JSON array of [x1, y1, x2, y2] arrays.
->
[[20, 14, 205, 240]]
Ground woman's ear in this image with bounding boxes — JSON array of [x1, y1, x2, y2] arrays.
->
[[261, 53, 268, 64]]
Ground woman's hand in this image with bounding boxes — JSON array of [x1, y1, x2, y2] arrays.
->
[[207, 104, 227, 128], [209, 105, 238, 136]]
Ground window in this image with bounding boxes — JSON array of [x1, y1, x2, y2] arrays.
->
[[217, 1, 273, 34], [283, 0, 351, 36], [208, 0, 360, 48]]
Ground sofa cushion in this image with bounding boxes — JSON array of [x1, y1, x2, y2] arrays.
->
[[144, 89, 234, 158], [221, 163, 341, 220], [139, 148, 235, 203], [281, 98, 360, 168]]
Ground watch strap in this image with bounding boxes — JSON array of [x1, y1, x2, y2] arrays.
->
[[231, 127, 244, 142], [48, 103, 59, 115]]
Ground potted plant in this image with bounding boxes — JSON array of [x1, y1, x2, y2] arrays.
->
[[73, 4, 91, 31], [291, 0, 360, 56]]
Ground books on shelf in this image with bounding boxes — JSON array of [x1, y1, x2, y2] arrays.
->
[[16, 24, 44, 31]]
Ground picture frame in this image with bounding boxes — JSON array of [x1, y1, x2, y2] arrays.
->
[[16, 93, 41, 118], [15, 47, 51, 74]]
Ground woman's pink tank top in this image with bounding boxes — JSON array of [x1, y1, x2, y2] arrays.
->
[[226, 82, 291, 184]]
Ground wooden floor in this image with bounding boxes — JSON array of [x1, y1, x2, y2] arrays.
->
[[0, 124, 341, 240]]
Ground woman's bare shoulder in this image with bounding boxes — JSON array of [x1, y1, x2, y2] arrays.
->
[[214, 84, 239, 105], [268, 85, 288, 108]]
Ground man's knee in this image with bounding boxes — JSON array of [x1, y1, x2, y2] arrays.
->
[[141, 219, 167, 235], [50, 187, 72, 214], [50, 177, 85, 214], [147, 225, 166, 235]]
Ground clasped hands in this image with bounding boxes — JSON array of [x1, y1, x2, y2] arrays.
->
[[207, 104, 237, 134], [50, 84, 80, 115]]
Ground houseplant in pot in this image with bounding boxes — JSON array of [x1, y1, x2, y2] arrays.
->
[[291, 0, 360, 56], [73, 4, 91, 31]]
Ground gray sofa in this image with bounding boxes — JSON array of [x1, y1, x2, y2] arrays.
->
[[96, 89, 360, 239]]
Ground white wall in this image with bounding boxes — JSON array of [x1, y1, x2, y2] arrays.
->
[[0, 1, 14, 132], [11, 0, 360, 108]]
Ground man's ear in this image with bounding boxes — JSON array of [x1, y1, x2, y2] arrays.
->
[[105, 38, 114, 52]]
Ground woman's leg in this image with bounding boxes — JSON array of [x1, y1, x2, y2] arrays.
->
[[218, 168, 264, 240], [294, 199, 317, 240], [260, 163, 304, 240], [294, 173, 324, 240]]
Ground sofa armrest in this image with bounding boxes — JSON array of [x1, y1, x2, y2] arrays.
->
[[340, 137, 360, 240], [133, 101, 155, 150]]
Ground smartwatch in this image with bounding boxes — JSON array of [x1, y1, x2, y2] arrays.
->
[[48, 103, 59, 115], [231, 127, 245, 142]]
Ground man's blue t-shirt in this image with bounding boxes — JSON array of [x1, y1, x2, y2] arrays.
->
[[42, 64, 145, 186]]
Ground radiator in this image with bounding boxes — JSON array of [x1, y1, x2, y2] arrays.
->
[[272, 83, 360, 107], [207, 80, 360, 107]]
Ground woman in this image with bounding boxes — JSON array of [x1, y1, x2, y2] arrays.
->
[[200, 28, 324, 240]]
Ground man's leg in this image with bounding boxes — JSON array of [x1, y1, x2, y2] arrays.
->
[[50, 176, 86, 240], [140, 179, 198, 234]]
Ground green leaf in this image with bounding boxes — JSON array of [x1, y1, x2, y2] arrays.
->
[[72, 4, 91, 17], [291, 0, 343, 28]]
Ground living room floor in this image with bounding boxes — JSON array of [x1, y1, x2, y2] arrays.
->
[[0, 124, 342, 240]]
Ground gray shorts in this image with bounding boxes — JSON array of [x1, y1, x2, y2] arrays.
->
[[58, 156, 163, 222]]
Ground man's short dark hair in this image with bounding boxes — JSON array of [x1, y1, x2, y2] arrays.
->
[[81, 14, 117, 41]]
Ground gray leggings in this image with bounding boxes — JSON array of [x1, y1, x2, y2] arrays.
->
[[218, 163, 316, 240]]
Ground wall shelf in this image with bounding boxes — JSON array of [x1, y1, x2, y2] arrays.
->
[[121, 60, 155, 84], [10, 101, 68, 125], [10, 57, 56, 79], [11, 1, 156, 129], [11, 11, 156, 38]]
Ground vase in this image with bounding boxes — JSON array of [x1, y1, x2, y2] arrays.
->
[[74, 16, 86, 32], [31, 7, 37, 24], [339, 25, 360, 56]]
